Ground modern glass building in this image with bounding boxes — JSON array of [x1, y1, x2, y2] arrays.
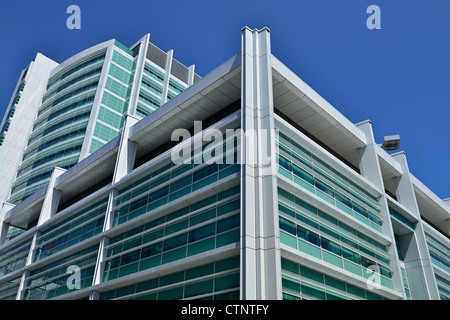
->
[[0, 27, 448, 301], [1, 34, 199, 206]]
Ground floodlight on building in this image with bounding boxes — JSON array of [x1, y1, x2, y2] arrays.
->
[[381, 135, 400, 151]]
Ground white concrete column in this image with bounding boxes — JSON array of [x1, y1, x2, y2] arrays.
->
[[127, 34, 150, 117], [16, 270, 30, 300], [89, 188, 118, 299], [187, 64, 195, 86], [89, 290, 100, 300], [391, 152, 440, 300], [103, 189, 119, 232], [88, 113, 139, 298], [90, 236, 110, 298], [442, 200, 450, 235], [78, 40, 116, 161], [160, 50, 173, 105], [356, 120, 405, 298], [112, 115, 139, 184], [37, 167, 66, 226], [240, 27, 282, 300]]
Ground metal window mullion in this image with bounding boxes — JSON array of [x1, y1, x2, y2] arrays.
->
[[90, 188, 118, 296], [15, 230, 40, 300]]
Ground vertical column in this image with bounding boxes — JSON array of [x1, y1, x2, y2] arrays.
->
[[90, 114, 137, 299], [391, 152, 440, 300], [160, 50, 173, 106], [240, 27, 281, 300], [444, 199, 450, 235], [187, 64, 195, 86], [127, 34, 150, 117], [356, 120, 404, 297], [37, 167, 66, 226], [79, 41, 116, 161], [90, 188, 118, 300], [16, 270, 30, 300], [111, 114, 139, 184]]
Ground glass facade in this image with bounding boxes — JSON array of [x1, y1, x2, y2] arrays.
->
[[435, 273, 450, 300], [276, 131, 383, 233], [7, 38, 193, 205], [6, 173, 240, 300], [113, 163, 240, 227], [100, 256, 239, 300], [278, 187, 393, 290], [33, 198, 107, 262], [89, 47, 134, 153], [9, 50, 107, 204], [0, 276, 21, 300], [425, 232, 450, 274], [0, 120, 241, 300], [104, 186, 240, 281], [281, 258, 388, 300], [400, 267, 411, 299], [0, 235, 33, 300], [137, 62, 164, 117], [389, 207, 415, 230], [0, 37, 212, 301], [23, 245, 99, 300], [0, 236, 32, 277]]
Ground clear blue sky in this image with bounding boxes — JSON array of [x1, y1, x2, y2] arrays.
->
[[0, 0, 449, 199]]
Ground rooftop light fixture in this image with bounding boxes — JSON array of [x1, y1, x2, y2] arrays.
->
[[381, 135, 400, 151]]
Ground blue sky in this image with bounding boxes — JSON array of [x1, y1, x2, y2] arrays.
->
[[0, 0, 449, 199]]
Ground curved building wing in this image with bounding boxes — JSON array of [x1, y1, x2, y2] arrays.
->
[[6, 36, 198, 204]]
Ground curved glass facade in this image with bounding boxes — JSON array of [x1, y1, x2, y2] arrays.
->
[[8, 50, 107, 204], [6, 38, 193, 205], [88, 44, 135, 154]]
